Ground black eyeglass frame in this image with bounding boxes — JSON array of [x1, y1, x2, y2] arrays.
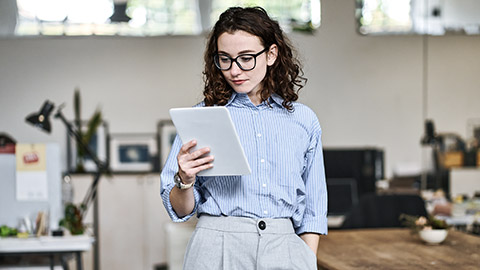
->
[[214, 48, 269, 71]]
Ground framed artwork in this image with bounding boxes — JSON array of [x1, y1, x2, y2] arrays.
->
[[109, 133, 157, 172], [67, 121, 109, 173], [157, 120, 177, 169]]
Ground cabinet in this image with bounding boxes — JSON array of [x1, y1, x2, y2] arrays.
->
[[70, 174, 172, 270]]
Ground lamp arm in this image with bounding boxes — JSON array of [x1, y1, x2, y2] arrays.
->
[[80, 171, 101, 218], [54, 107, 107, 217], [54, 108, 106, 171]]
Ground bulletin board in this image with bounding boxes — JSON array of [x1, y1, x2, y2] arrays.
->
[[0, 143, 62, 230]]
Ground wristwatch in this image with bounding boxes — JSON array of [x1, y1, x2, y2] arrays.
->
[[174, 172, 195, 190]]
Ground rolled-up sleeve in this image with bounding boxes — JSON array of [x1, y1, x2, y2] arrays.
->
[[296, 119, 328, 235], [160, 135, 201, 222]]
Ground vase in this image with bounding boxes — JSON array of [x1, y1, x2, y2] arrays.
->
[[418, 229, 448, 245]]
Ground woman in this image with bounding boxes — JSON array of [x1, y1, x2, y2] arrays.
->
[[161, 6, 327, 270]]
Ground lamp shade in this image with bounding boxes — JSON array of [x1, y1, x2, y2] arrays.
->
[[25, 100, 55, 133], [109, 3, 130, 22]]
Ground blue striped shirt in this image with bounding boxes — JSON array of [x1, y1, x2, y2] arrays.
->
[[160, 93, 328, 235]]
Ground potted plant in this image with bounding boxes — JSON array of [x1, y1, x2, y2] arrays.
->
[[400, 214, 450, 244], [73, 88, 103, 173], [59, 88, 103, 235], [59, 203, 85, 235]]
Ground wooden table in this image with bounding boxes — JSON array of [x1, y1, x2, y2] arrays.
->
[[317, 228, 480, 270]]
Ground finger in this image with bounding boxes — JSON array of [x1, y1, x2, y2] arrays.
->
[[179, 140, 197, 155], [179, 156, 214, 182], [179, 154, 213, 171], [192, 155, 215, 167], [177, 140, 198, 163], [188, 147, 211, 160], [180, 161, 212, 179], [191, 163, 214, 175], [183, 155, 214, 170]]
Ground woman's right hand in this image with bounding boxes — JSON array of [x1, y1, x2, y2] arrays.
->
[[177, 140, 214, 184]]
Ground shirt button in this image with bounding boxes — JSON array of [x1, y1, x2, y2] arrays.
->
[[260, 159, 265, 163], [258, 220, 266, 230], [263, 210, 268, 215], [257, 133, 262, 137], [262, 183, 267, 188]]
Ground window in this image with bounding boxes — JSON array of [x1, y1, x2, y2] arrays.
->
[[357, 0, 480, 35], [1, 0, 321, 37], [211, 0, 321, 33], [357, 0, 412, 35], [13, 0, 200, 36]]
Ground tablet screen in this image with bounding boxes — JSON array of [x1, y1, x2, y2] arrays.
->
[[169, 106, 251, 176]]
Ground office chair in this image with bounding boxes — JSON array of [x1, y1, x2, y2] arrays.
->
[[340, 193, 428, 229]]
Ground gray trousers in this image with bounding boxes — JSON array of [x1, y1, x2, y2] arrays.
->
[[183, 215, 317, 270]]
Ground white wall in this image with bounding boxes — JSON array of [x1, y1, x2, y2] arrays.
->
[[1, 0, 480, 177]]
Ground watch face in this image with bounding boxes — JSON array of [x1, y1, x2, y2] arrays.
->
[[174, 174, 182, 187], [174, 173, 181, 183]]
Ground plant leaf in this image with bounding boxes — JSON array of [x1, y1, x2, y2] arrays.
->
[[74, 88, 82, 135], [84, 109, 102, 146]]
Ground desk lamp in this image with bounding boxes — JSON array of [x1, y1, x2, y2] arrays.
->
[[25, 100, 108, 218], [420, 119, 440, 190], [25, 101, 54, 133], [421, 119, 437, 146], [26, 100, 105, 270], [420, 120, 466, 192]]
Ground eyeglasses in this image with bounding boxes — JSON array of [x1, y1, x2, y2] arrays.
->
[[214, 48, 268, 71]]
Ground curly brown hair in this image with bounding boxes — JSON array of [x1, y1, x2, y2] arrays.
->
[[203, 6, 307, 111]]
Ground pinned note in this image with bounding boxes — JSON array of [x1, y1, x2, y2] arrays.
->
[[15, 144, 48, 201]]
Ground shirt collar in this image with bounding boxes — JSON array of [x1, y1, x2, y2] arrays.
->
[[269, 94, 284, 107], [225, 92, 242, 106], [226, 92, 285, 108]]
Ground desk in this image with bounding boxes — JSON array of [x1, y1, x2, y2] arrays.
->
[[316, 228, 480, 270], [0, 235, 94, 269]]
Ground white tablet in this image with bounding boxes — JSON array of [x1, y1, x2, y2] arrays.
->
[[169, 106, 251, 176]]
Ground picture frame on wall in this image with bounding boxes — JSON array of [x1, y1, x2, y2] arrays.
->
[[467, 118, 480, 141], [67, 121, 109, 173], [157, 120, 177, 169], [466, 118, 480, 167], [109, 133, 157, 172]]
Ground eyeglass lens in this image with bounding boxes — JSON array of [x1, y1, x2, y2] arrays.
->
[[214, 48, 267, 71]]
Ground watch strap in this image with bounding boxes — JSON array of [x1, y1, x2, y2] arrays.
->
[[174, 172, 194, 190]]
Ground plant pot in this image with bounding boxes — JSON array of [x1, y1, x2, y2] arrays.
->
[[418, 229, 448, 245]]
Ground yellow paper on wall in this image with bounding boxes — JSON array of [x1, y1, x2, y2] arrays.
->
[[16, 144, 47, 171], [15, 143, 48, 201]]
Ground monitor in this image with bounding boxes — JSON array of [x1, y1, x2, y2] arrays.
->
[[327, 178, 359, 216]]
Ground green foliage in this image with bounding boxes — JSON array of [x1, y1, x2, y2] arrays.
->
[[400, 214, 449, 233], [428, 215, 449, 229], [0, 225, 18, 237], [292, 20, 316, 34], [83, 110, 103, 146], [74, 88, 82, 134], [73, 88, 103, 172], [59, 203, 85, 235]]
